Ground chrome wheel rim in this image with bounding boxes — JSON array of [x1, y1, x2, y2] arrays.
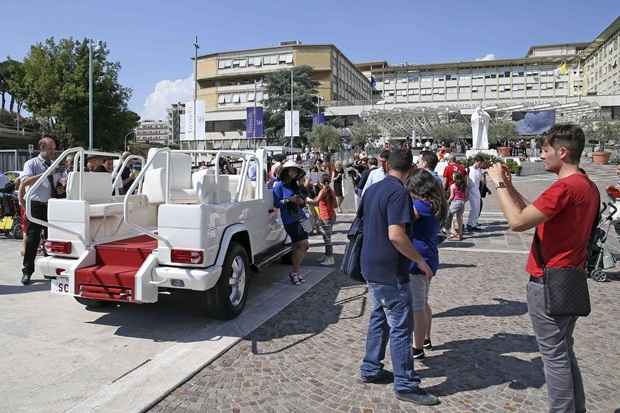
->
[[229, 256, 246, 307]]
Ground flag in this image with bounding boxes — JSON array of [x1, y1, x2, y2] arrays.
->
[[554, 62, 569, 77]]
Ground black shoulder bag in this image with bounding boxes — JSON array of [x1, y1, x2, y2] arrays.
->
[[532, 208, 598, 317], [340, 200, 365, 282]]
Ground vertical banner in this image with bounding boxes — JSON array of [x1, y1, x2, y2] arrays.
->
[[246, 107, 264, 138], [312, 113, 326, 126], [184, 100, 206, 141], [284, 110, 300, 137]]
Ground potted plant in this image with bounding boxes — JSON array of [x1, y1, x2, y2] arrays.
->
[[505, 158, 522, 176], [588, 120, 619, 165], [489, 120, 518, 157]]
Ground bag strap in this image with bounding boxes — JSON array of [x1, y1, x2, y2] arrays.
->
[[532, 180, 601, 271]]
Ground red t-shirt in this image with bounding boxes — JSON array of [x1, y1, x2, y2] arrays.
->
[[526, 173, 600, 276], [443, 162, 466, 189]]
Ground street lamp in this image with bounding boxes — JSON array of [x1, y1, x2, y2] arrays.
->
[[124, 130, 135, 151], [88, 39, 103, 150], [315, 95, 324, 118]]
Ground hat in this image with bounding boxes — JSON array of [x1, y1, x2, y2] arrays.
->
[[279, 161, 305, 179]]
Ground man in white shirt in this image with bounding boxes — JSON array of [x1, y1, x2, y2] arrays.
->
[[19, 137, 58, 284], [361, 150, 390, 197], [466, 154, 485, 232]]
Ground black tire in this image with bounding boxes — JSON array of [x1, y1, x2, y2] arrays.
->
[[74, 297, 109, 308], [591, 269, 607, 282], [205, 242, 249, 320]]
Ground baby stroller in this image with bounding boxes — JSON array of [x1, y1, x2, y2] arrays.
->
[[586, 198, 618, 282], [0, 182, 22, 239]]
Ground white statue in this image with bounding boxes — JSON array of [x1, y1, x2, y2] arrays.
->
[[471, 107, 490, 150]]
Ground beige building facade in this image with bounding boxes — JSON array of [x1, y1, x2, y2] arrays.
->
[[195, 43, 370, 114]]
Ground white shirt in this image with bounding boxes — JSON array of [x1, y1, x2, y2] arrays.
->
[[361, 168, 386, 197], [468, 167, 482, 197]]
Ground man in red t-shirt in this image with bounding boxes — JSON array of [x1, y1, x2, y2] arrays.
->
[[487, 125, 598, 413], [442, 153, 466, 191]]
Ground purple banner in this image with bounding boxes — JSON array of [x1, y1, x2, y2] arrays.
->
[[246, 107, 264, 138], [312, 113, 326, 126]]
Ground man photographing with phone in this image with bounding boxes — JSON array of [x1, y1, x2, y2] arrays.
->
[[487, 124, 599, 412]]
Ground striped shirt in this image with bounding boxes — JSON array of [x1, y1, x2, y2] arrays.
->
[[21, 155, 57, 203]]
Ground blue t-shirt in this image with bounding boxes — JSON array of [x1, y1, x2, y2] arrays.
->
[[361, 175, 413, 285], [272, 180, 303, 225], [409, 199, 440, 275]]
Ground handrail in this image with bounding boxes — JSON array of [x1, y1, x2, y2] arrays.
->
[[122, 147, 172, 249], [25, 148, 124, 247], [25, 147, 87, 246], [172, 149, 265, 202], [112, 155, 144, 195]]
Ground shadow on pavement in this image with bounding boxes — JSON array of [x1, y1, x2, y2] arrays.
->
[[437, 263, 477, 270], [0, 280, 50, 295], [434, 298, 528, 318], [249, 259, 366, 356], [84, 253, 345, 344], [439, 241, 476, 248], [420, 332, 545, 396]]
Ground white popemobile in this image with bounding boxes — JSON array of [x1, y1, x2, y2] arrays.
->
[[27, 147, 291, 319]]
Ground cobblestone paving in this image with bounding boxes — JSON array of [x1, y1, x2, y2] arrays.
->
[[152, 164, 620, 413]]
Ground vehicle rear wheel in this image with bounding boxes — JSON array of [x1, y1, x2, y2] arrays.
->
[[205, 242, 249, 320], [74, 297, 109, 308]]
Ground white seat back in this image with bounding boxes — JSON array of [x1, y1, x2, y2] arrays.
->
[[142, 151, 194, 204], [66, 172, 113, 204]]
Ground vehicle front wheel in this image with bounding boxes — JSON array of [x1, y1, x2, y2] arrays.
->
[[205, 242, 249, 320]]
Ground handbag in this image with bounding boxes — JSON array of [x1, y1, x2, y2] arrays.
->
[[340, 202, 365, 282], [532, 222, 595, 317]]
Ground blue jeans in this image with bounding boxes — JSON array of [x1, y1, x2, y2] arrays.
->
[[360, 281, 421, 392]]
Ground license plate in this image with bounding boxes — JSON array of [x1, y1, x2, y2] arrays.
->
[[51, 276, 73, 295]]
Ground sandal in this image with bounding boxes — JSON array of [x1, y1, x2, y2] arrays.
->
[[288, 272, 301, 285]]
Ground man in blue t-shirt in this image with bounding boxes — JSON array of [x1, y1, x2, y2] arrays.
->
[[359, 149, 439, 406]]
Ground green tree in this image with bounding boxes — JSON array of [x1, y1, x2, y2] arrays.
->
[[264, 65, 319, 147], [349, 121, 381, 147], [430, 124, 456, 142], [308, 124, 341, 153], [20, 37, 137, 149], [488, 120, 517, 146], [3, 59, 28, 123]]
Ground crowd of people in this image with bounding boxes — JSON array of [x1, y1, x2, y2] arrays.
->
[[272, 125, 598, 411], [9, 124, 600, 411]]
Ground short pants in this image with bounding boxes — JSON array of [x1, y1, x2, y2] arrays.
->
[[449, 199, 465, 214], [408, 273, 430, 312], [284, 222, 309, 243]]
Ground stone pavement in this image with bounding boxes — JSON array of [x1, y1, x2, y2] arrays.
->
[[152, 163, 620, 413]]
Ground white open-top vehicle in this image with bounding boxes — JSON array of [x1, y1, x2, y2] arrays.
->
[[27, 148, 291, 319]]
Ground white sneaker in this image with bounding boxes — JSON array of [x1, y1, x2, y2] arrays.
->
[[320, 256, 335, 266], [316, 255, 327, 264]]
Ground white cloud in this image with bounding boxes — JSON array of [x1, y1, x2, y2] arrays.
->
[[141, 74, 194, 120], [475, 53, 496, 61]]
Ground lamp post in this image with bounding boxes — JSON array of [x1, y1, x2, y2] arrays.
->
[[193, 36, 199, 150], [89, 39, 94, 150], [289, 69, 295, 153], [124, 130, 135, 151]]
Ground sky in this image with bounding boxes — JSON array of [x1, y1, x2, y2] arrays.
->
[[2, 1, 617, 120]]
